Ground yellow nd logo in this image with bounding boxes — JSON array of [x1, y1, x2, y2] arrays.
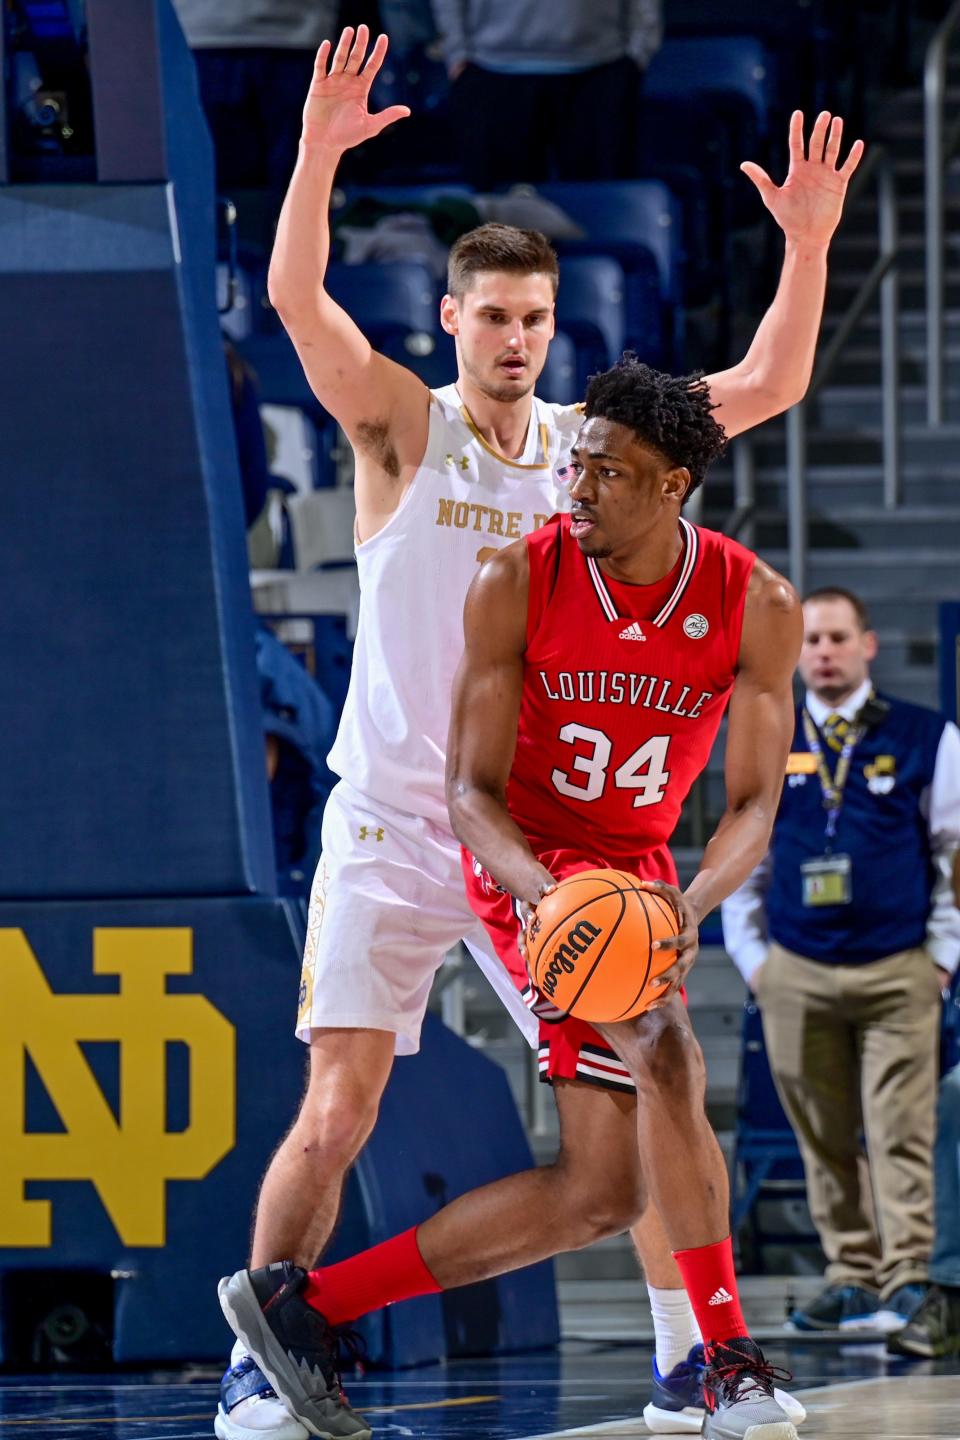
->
[[0, 929, 235, 1248]]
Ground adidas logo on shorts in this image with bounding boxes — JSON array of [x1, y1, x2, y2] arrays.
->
[[708, 1287, 733, 1306], [619, 622, 645, 642]]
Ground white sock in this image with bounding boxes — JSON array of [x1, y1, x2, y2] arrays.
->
[[648, 1284, 702, 1375], [230, 1337, 249, 1367]]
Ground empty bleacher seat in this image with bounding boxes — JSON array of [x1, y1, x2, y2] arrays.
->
[[646, 37, 776, 161], [554, 255, 627, 394], [324, 260, 438, 356], [732, 1002, 815, 1272], [541, 179, 683, 364], [538, 330, 578, 407]]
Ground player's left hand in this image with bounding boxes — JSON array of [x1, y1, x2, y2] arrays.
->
[[638, 880, 700, 1006], [741, 110, 864, 249]]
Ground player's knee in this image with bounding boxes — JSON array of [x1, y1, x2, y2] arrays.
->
[[296, 1082, 382, 1170], [629, 1009, 706, 1100], [554, 1158, 645, 1243]]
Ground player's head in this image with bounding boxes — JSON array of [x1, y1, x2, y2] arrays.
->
[[441, 224, 558, 403], [567, 356, 727, 558], [799, 586, 877, 703]]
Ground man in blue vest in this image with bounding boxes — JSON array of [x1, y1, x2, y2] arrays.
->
[[722, 586, 960, 1333]]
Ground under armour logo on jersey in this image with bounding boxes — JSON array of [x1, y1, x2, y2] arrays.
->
[[619, 622, 646, 642], [683, 613, 709, 639], [708, 1287, 733, 1306], [445, 452, 470, 471], [359, 826, 385, 842]]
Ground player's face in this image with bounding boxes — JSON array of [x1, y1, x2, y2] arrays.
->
[[441, 271, 556, 403], [566, 417, 689, 558], [799, 598, 878, 702]]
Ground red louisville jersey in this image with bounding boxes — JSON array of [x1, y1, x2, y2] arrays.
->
[[507, 514, 756, 864]]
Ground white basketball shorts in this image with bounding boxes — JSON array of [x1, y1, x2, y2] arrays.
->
[[296, 780, 538, 1054]]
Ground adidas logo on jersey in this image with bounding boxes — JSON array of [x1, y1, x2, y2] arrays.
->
[[619, 622, 645, 642], [708, 1287, 734, 1306]]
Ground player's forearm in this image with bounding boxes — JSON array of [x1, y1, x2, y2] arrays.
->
[[684, 800, 777, 926], [267, 143, 341, 322], [447, 786, 554, 906], [741, 239, 827, 408]]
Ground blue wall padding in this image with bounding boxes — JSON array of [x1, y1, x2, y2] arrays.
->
[[328, 1013, 560, 1369], [0, 905, 558, 1366]]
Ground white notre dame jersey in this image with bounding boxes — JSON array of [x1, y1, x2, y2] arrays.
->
[[327, 383, 582, 826]]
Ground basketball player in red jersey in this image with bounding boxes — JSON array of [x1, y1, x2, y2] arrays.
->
[[219, 359, 804, 1440]]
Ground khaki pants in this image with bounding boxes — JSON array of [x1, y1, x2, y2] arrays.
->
[[755, 943, 940, 1298]]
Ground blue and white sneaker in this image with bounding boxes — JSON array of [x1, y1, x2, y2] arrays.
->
[[214, 1352, 308, 1440], [643, 1345, 807, 1434]]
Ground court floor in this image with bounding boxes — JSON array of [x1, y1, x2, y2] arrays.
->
[[0, 1340, 958, 1440]]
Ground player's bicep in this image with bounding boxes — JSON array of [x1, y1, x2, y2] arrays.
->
[[725, 564, 802, 810], [446, 554, 528, 802], [286, 297, 427, 446]]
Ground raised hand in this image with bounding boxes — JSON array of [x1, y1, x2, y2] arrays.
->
[[741, 110, 864, 249], [302, 25, 410, 154]]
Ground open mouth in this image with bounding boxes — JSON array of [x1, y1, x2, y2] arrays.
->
[[570, 511, 596, 538], [498, 357, 527, 377]]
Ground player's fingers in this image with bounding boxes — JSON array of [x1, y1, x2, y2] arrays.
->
[[838, 137, 865, 181], [313, 39, 332, 79], [369, 105, 411, 136], [787, 108, 804, 164], [330, 26, 355, 73], [740, 162, 775, 200], [824, 114, 843, 168], [345, 22, 368, 74], [807, 109, 831, 163], [361, 31, 390, 81]]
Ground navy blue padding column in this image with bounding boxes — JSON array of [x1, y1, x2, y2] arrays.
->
[[0, 0, 273, 898]]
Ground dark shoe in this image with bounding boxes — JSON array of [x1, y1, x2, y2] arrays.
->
[[874, 1281, 929, 1331], [887, 1283, 960, 1358], [788, 1283, 880, 1332], [214, 1353, 308, 1440], [702, 1337, 797, 1440], [218, 1263, 371, 1440], [643, 1344, 705, 1433]]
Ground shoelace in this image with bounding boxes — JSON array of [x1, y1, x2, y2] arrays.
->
[[709, 1352, 792, 1405], [328, 1324, 369, 1398]]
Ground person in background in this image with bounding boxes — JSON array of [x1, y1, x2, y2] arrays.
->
[[431, 0, 662, 187], [722, 587, 960, 1334], [889, 849, 960, 1358], [171, 0, 338, 212]]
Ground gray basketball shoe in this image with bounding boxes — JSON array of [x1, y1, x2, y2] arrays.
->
[[218, 1263, 371, 1440], [702, 1336, 798, 1440]]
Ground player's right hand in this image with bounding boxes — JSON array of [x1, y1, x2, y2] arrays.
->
[[302, 26, 410, 154]]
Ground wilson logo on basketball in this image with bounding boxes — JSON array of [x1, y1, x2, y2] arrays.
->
[[539, 920, 602, 998]]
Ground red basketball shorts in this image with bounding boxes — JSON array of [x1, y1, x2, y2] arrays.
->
[[461, 843, 679, 1094]]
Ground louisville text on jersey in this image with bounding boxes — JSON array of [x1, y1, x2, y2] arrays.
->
[[538, 670, 713, 719]]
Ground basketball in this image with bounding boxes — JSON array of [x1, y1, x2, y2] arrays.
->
[[527, 869, 680, 1023]]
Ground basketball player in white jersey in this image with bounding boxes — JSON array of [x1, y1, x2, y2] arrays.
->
[[215, 25, 863, 1440]]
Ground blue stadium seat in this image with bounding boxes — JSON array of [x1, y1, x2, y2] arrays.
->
[[645, 37, 776, 157], [538, 330, 578, 406], [324, 261, 438, 355], [554, 256, 627, 394], [540, 181, 678, 365], [732, 1002, 815, 1272]]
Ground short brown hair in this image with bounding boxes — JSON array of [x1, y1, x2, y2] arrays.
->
[[803, 586, 871, 630], [447, 222, 559, 299]]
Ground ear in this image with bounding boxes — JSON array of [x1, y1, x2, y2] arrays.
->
[[664, 466, 691, 503], [863, 629, 879, 663], [440, 293, 459, 337]]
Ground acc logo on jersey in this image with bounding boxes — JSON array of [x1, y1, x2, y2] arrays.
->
[[0, 928, 235, 1248], [683, 613, 709, 639]]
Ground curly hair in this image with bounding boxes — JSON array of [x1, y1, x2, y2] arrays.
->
[[583, 353, 727, 499]]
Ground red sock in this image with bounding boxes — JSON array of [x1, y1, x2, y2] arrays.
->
[[302, 1227, 441, 1325], [672, 1237, 749, 1347]]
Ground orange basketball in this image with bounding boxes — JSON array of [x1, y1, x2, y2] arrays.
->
[[527, 868, 680, 1023]]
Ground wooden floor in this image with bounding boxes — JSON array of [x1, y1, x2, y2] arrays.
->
[[0, 1341, 957, 1439]]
